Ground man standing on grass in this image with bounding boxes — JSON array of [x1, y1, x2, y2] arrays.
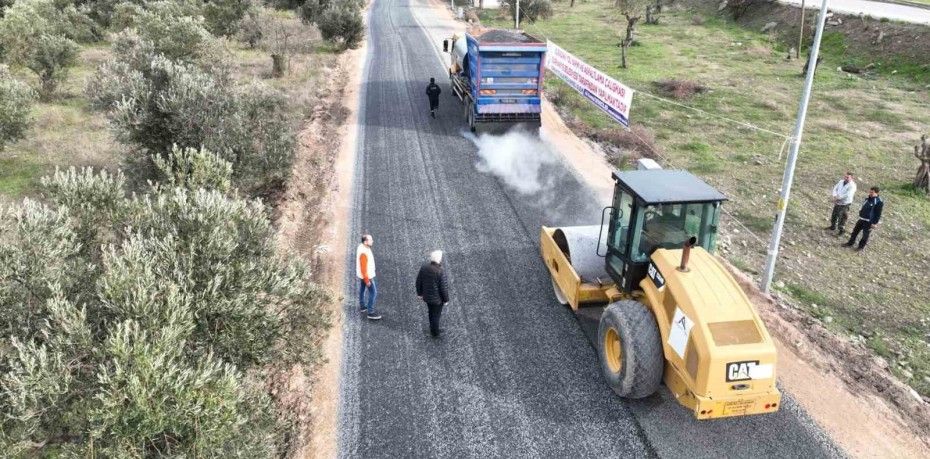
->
[[357, 234, 381, 320], [826, 171, 856, 236], [416, 250, 449, 338], [426, 78, 442, 119], [843, 187, 883, 252]]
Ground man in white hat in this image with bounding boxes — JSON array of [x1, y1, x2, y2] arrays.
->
[[415, 250, 450, 337]]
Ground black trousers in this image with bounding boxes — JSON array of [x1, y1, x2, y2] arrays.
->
[[830, 204, 850, 231], [847, 219, 872, 248], [427, 302, 444, 336], [429, 99, 439, 111]]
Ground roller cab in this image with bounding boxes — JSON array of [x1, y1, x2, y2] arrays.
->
[[540, 169, 781, 419]]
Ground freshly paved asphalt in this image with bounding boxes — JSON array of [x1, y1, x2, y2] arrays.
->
[[338, 0, 843, 456]]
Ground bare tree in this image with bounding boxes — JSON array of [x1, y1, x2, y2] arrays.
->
[[615, 0, 648, 68], [915, 134, 930, 194]]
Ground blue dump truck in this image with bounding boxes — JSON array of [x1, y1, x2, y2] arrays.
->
[[442, 29, 547, 132]]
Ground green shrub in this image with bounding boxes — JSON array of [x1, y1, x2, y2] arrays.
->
[[88, 55, 295, 194], [0, 65, 36, 152], [317, 5, 363, 49], [153, 145, 234, 192], [109, 1, 146, 30], [0, 0, 96, 48], [238, 7, 264, 47], [0, 0, 13, 16], [298, 0, 329, 24], [135, 7, 218, 63], [204, 0, 253, 36], [0, 0, 86, 98], [0, 160, 330, 456], [27, 33, 78, 99]]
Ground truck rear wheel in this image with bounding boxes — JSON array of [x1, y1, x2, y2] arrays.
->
[[597, 300, 664, 398], [467, 102, 476, 133]]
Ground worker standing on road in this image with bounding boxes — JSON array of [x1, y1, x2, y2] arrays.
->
[[842, 187, 883, 252], [357, 234, 381, 320], [426, 78, 442, 119], [415, 250, 450, 337], [825, 171, 856, 235]]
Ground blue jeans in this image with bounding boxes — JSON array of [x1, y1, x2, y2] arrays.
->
[[359, 278, 377, 314]]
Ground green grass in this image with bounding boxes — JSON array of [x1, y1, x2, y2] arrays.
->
[[0, 157, 43, 197], [867, 334, 893, 359], [784, 283, 833, 308], [1, 43, 124, 201], [820, 30, 930, 85]]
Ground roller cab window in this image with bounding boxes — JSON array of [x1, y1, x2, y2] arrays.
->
[[630, 202, 721, 262]]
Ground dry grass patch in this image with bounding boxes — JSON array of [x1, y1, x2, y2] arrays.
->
[[652, 79, 709, 100]]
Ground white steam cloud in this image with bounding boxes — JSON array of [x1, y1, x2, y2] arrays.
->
[[462, 128, 557, 195]]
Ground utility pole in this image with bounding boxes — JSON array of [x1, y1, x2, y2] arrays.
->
[[515, 0, 521, 29], [761, 0, 830, 293], [797, 0, 806, 59]]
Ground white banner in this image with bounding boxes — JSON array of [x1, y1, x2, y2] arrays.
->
[[545, 41, 634, 126]]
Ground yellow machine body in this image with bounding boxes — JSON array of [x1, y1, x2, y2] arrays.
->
[[540, 226, 781, 419]]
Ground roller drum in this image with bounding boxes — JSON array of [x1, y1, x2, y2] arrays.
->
[[551, 225, 610, 284]]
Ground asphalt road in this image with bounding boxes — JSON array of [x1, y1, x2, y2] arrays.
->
[[338, 0, 843, 456]]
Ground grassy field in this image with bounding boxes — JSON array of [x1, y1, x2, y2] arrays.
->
[[481, 4, 930, 395], [0, 10, 335, 205], [0, 44, 124, 204]]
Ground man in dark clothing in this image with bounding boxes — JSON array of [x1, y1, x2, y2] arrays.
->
[[415, 250, 449, 337], [843, 187, 883, 251], [426, 78, 442, 118]]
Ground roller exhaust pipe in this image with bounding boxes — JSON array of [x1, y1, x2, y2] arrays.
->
[[678, 236, 698, 272]]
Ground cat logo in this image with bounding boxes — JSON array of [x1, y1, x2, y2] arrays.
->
[[726, 360, 760, 382]]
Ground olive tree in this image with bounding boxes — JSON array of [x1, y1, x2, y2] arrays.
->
[[88, 52, 295, 193], [204, 0, 254, 37], [0, 0, 83, 99], [0, 65, 35, 151], [317, 5, 364, 49], [0, 152, 330, 456]]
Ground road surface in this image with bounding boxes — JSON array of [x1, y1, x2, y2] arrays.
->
[[337, 0, 842, 456], [781, 0, 930, 25]]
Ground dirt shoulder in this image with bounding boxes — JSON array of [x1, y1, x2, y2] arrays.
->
[[274, 8, 370, 458]]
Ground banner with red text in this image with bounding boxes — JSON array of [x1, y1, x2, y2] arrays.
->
[[546, 41, 634, 126]]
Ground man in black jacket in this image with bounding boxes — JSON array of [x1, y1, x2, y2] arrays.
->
[[425, 78, 442, 118], [843, 186, 883, 251], [416, 250, 450, 337]]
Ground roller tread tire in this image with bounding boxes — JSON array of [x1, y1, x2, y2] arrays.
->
[[597, 300, 664, 399]]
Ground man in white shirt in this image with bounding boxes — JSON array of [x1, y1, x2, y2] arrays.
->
[[826, 171, 856, 235]]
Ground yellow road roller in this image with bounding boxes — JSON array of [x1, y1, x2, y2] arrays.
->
[[541, 169, 781, 419]]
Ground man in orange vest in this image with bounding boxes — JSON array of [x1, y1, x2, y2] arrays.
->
[[357, 234, 381, 320]]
